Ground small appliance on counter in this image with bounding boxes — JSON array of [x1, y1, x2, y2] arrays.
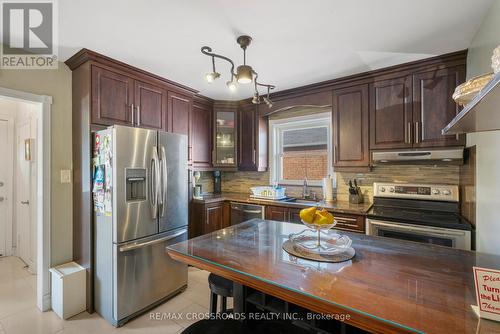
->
[[213, 170, 221, 194], [366, 182, 472, 250], [193, 171, 202, 199]]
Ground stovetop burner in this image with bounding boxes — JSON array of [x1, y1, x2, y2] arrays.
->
[[367, 182, 473, 231], [367, 205, 472, 231]]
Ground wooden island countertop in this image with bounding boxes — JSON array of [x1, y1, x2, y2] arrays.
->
[[167, 219, 500, 334]]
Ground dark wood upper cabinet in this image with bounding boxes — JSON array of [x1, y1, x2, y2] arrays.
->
[[91, 66, 134, 127], [168, 91, 193, 162], [370, 76, 413, 150], [412, 66, 465, 148], [191, 102, 212, 169], [213, 101, 238, 169], [134, 80, 166, 130], [332, 84, 370, 168], [238, 103, 268, 172]]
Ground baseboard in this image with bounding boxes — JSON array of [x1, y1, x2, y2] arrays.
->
[[41, 292, 51, 312]]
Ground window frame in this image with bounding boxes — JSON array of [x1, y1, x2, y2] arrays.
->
[[269, 112, 333, 186]]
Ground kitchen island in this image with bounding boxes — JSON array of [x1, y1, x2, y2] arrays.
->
[[167, 219, 500, 334]]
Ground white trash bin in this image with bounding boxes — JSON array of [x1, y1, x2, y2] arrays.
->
[[49, 262, 86, 319]]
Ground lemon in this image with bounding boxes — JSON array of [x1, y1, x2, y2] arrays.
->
[[313, 209, 334, 225], [299, 207, 316, 224]]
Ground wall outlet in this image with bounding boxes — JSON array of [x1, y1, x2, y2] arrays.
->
[[60, 169, 72, 184]]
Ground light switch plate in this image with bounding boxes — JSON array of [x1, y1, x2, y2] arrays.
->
[[60, 169, 72, 184]]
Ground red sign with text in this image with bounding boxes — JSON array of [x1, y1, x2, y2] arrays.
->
[[474, 266, 500, 322]]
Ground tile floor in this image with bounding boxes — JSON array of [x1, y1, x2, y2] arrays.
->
[[0, 256, 228, 334]]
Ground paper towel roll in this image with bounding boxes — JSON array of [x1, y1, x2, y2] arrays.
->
[[322, 177, 334, 202]]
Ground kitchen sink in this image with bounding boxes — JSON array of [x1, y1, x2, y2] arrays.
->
[[287, 198, 321, 205]]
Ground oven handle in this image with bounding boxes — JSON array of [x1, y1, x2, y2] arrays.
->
[[367, 220, 468, 237]]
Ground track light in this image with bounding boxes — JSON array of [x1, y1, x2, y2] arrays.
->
[[263, 96, 273, 108], [252, 93, 260, 104], [226, 79, 237, 91], [205, 55, 220, 83], [205, 72, 220, 83], [201, 36, 275, 96], [236, 65, 253, 84]]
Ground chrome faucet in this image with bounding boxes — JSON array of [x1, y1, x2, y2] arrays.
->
[[302, 178, 309, 199]]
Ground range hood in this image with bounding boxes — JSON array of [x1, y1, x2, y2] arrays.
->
[[372, 148, 464, 165], [442, 72, 500, 135]]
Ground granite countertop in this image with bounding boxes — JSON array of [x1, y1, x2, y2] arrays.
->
[[192, 192, 372, 215]]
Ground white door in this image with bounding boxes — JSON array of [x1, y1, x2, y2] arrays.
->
[[0, 119, 13, 257], [16, 121, 35, 270]]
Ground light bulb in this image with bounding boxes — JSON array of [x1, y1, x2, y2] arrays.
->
[[226, 80, 237, 92], [205, 72, 220, 83]]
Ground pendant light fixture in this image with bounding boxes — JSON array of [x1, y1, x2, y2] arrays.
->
[[201, 35, 275, 107]]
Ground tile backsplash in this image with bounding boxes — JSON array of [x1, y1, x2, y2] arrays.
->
[[198, 164, 460, 202]]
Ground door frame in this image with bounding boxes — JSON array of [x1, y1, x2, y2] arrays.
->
[[0, 86, 52, 312], [0, 113, 14, 257]]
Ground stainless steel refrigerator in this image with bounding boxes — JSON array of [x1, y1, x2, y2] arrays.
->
[[92, 125, 188, 326]]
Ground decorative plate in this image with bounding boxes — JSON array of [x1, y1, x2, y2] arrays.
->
[[492, 45, 500, 74], [452, 73, 494, 106]]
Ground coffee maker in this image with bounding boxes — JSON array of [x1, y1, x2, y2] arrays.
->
[[213, 170, 221, 194]]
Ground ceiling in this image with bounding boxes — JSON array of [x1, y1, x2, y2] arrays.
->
[[59, 0, 493, 100]]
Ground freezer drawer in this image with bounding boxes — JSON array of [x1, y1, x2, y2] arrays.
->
[[114, 227, 188, 323]]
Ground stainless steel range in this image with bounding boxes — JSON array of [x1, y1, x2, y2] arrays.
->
[[366, 183, 472, 250]]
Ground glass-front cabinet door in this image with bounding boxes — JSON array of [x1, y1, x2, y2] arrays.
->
[[213, 110, 237, 167]]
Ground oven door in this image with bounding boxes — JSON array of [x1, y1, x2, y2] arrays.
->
[[366, 219, 471, 250]]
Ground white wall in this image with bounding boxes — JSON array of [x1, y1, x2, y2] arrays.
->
[[0, 63, 73, 266], [466, 0, 500, 255]]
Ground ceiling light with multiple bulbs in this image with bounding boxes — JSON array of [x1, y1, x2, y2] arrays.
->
[[201, 35, 275, 107]]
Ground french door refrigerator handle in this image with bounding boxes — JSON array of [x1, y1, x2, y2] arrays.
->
[[159, 146, 167, 218], [119, 228, 188, 252], [150, 147, 160, 219]]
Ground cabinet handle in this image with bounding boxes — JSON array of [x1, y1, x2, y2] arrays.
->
[[415, 122, 420, 143], [136, 105, 141, 126], [334, 145, 338, 163], [406, 122, 411, 143], [131, 104, 135, 125], [253, 149, 256, 163], [336, 216, 357, 222], [336, 222, 359, 228]]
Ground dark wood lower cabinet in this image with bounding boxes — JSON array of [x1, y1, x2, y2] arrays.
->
[[264, 205, 365, 233], [190, 201, 231, 238], [265, 205, 289, 221], [192, 201, 365, 236], [288, 208, 302, 224], [331, 213, 365, 233]]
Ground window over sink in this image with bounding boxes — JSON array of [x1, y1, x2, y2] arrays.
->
[[269, 112, 332, 186]]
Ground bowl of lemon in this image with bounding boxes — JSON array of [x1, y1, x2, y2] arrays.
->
[[282, 206, 354, 261], [299, 206, 336, 230]]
